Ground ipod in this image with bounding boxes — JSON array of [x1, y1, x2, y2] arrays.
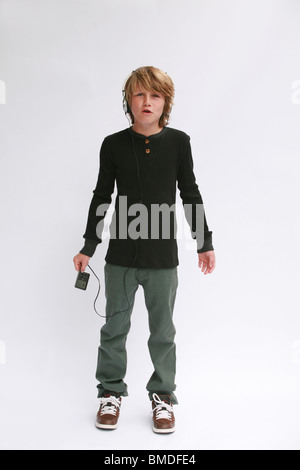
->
[[75, 270, 90, 290]]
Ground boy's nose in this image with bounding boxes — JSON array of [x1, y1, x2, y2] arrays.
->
[[143, 94, 151, 105]]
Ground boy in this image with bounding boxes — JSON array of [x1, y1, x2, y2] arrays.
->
[[73, 66, 215, 433]]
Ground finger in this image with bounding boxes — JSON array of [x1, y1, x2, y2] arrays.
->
[[75, 261, 82, 272], [205, 261, 214, 274], [82, 260, 89, 272], [199, 260, 206, 272], [206, 264, 215, 274]]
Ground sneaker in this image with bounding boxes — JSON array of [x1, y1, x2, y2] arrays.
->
[[95, 393, 122, 429], [151, 393, 176, 433]]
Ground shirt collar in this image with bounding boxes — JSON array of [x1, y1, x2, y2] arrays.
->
[[127, 126, 168, 140]]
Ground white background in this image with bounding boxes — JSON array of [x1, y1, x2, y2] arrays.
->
[[1, 0, 300, 450]]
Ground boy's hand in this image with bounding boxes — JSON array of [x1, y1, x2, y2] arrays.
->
[[198, 251, 215, 275], [73, 253, 90, 272]]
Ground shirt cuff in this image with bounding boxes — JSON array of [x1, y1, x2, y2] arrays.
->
[[79, 239, 100, 257], [196, 231, 214, 253]]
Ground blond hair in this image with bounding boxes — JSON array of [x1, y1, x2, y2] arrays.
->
[[123, 66, 175, 127]]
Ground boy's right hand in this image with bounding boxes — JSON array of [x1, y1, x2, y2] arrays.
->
[[73, 253, 90, 272]]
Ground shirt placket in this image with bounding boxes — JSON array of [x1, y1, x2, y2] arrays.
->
[[145, 138, 151, 156]]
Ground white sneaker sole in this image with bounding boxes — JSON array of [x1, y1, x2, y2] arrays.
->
[[95, 421, 118, 430], [152, 425, 176, 434]]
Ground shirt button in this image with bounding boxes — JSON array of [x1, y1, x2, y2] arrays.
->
[[145, 148, 150, 154], [145, 139, 150, 144]]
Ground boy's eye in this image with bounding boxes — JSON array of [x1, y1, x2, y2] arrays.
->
[[135, 92, 161, 98]]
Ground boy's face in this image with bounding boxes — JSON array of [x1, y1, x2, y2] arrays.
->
[[130, 86, 165, 128]]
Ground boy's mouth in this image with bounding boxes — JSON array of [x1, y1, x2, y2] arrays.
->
[[143, 110, 152, 114]]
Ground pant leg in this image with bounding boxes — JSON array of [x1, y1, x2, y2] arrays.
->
[[96, 263, 139, 398], [138, 267, 179, 404]]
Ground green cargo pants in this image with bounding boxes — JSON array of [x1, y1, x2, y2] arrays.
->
[[96, 262, 179, 404]]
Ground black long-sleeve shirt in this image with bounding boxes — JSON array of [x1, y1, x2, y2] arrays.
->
[[79, 126, 214, 268]]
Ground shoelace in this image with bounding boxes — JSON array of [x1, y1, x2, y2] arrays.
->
[[152, 393, 173, 420], [99, 396, 121, 416]]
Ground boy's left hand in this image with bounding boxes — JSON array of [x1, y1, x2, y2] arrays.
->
[[198, 251, 215, 275]]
